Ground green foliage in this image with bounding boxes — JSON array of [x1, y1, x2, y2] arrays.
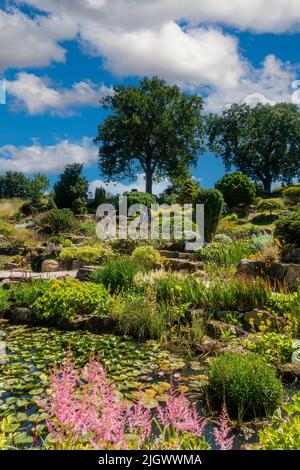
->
[[207, 353, 283, 421], [0, 287, 9, 312], [0, 218, 13, 237], [36, 209, 77, 234], [32, 278, 110, 321], [54, 164, 88, 214], [112, 295, 167, 339], [283, 185, 300, 205], [196, 189, 224, 242], [245, 333, 294, 366], [48, 235, 73, 247], [197, 240, 254, 265], [27, 173, 50, 209], [9, 280, 50, 308], [258, 394, 300, 450], [208, 103, 300, 193], [94, 187, 106, 207], [274, 209, 300, 247], [60, 246, 110, 264], [0, 172, 30, 199], [110, 238, 157, 255], [267, 292, 299, 316], [91, 257, 143, 293], [124, 191, 157, 208], [257, 198, 285, 215], [250, 233, 274, 252], [216, 172, 256, 207], [96, 76, 205, 193], [131, 246, 163, 270], [77, 220, 97, 237], [176, 179, 201, 204]]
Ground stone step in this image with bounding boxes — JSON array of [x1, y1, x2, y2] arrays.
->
[[0, 270, 78, 283], [159, 250, 198, 260], [166, 258, 203, 272], [76, 265, 99, 281]]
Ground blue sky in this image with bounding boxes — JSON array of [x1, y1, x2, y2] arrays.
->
[[1, 1, 300, 194]]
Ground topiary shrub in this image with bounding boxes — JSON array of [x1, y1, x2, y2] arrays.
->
[[195, 189, 225, 242], [32, 278, 110, 321], [123, 192, 157, 208], [216, 172, 256, 207], [283, 185, 300, 205], [257, 198, 285, 215], [207, 353, 283, 422], [274, 210, 300, 247], [131, 246, 163, 270], [36, 209, 77, 234]]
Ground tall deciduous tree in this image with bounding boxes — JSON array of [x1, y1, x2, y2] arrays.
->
[[54, 164, 88, 214], [208, 103, 300, 194], [95, 77, 205, 194]]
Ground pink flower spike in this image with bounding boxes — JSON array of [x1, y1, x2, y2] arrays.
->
[[213, 407, 235, 451]]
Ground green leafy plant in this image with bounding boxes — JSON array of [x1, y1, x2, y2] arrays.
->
[[196, 189, 224, 242], [244, 332, 294, 366], [197, 240, 255, 265], [32, 278, 110, 321], [0, 287, 9, 313], [131, 246, 163, 270], [60, 246, 111, 264], [9, 280, 50, 308], [258, 394, 300, 450], [207, 353, 283, 422]]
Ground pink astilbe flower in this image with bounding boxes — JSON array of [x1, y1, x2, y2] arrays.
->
[[157, 389, 206, 438], [127, 401, 152, 440], [213, 407, 235, 450]]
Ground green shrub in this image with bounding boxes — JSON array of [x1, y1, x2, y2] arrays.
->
[[197, 240, 254, 265], [283, 185, 300, 205], [0, 288, 9, 313], [195, 189, 224, 242], [250, 233, 274, 252], [123, 192, 157, 208], [36, 209, 77, 234], [207, 353, 283, 421], [245, 332, 294, 366], [0, 218, 13, 237], [112, 295, 167, 339], [257, 198, 285, 215], [48, 235, 73, 247], [213, 233, 232, 244], [77, 220, 97, 236], [32, 278, 110, 321], [274, 210, 300, 247], [176, 179, 201, 204], [60, 246, 111, 264], [151, 273, 204, 305], [91, 257, 143, 293], [131, 246, 163, 270], [258, 394, 300, 450], [216, 172, 256, 207], [110, 238, 157, 255], [9, 280, 50, 308]]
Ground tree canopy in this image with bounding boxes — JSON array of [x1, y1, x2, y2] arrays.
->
[[208, 103, 300, 193], [95, 76, 205, 194], [54, 164, 88, 214]]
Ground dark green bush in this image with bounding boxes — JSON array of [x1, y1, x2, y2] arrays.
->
[[0, 287, 9, 313], [195, 189, 225, 242], [207, 353, 283, 421], [91, 257, 143, 293], [36, 209, 77, 234], [274, 210, 300, 247], [283, 185, 300, 205], [216, 172, 256, 207]]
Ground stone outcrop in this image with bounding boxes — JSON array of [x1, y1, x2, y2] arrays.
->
[[244, 308, 286, 330], [76, 265, 99, 281], [282, 248, 300, 264], [237, 259, 300, 290], [207, 319, 245, 339], [280, 363, 300, 381], [41, 259, 60, 273]]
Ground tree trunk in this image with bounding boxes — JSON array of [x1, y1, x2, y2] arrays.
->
[[263, 178, 272, 195], [145, 170, 153, 194]]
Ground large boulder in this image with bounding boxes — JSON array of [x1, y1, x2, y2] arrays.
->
[[237, 260, 300, 290], [41, 259, 60, 273], [282, 248, 300, 264], [207, 319, 245, 339], [280, 363, 300, 381], [244, 308, 285, 330], [167, 258, 203, 272]]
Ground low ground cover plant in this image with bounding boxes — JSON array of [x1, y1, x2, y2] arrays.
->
[[244, 332, 294, 366], [258, 394, 300, 450], [9, 280, 50, 308], [60, 245, 111, 264], [131, 246, 163, 270], [207, 353, 283, 422], [32, 278, 110, 321]]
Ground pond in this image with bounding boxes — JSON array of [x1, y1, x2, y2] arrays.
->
[[0, 322, 258, 449]]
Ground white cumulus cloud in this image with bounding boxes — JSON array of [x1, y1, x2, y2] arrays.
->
[[5, 73, 113, 116], [89, 174, 169, 196]]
